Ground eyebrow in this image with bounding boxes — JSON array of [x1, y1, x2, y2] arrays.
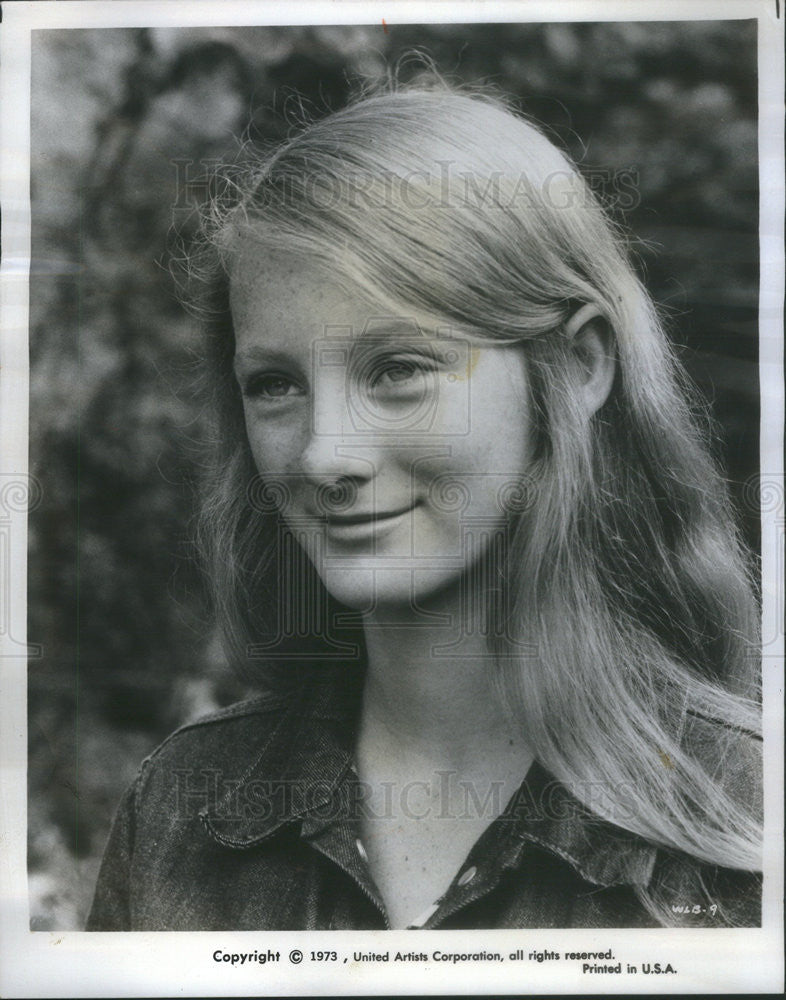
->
[[232, 346, 299, 374], [232, 320, 436, 368]]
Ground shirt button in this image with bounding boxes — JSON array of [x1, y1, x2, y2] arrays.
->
[[457, 865, 477, 886], [355, 838, 369, 863]]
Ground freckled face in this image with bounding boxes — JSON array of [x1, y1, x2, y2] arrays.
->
[[230, 243, 532, 611]]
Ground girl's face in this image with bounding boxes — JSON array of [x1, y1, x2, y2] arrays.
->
[[230, 243, 532, 611]]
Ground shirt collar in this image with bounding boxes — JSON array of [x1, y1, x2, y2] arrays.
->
[[497, 760, 657, 887], [200, 664, 360, 846], [200, 665, 657, 889]]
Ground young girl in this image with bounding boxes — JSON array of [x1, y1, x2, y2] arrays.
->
[[87, 84, 762, 930]]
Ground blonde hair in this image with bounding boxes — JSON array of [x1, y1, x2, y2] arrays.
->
[[184, 84, 762, 925]]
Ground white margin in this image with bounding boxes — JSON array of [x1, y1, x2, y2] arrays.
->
[[0, 1, 783, 997]]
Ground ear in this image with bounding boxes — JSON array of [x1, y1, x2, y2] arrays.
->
[[564, 304, 617, 417]]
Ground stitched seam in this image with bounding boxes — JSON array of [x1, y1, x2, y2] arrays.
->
[[204, 757, 354, 847], [516, 831, 653, 888], [200, 812, 299, 849], [199, 706, 295, 825], [137, 694, 289, 770]]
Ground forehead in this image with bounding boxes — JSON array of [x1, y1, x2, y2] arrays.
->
[[228, 235, 454, 355], [229, 239, 344, 328]]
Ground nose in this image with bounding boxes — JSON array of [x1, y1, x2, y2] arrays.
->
[[299, 375, 373, 486]]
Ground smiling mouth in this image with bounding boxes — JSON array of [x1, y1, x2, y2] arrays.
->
[[325, 504, 415, 526]]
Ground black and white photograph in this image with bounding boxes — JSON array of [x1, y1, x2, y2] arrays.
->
[[1, 0, 783, 995]]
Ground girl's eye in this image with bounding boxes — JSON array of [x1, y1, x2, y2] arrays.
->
[[244, 373, 301, 400], [369, 357, 432, 391], [374, 360, 417, 385]]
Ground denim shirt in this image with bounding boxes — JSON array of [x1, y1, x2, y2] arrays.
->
[[86, 666, 761, 931]]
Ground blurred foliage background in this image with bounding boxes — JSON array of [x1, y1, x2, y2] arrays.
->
[[28, 20, 759, 929]]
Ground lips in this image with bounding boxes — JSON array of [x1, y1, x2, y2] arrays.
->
[[325, 504, 414, 525], [318, 502, 417, 542]]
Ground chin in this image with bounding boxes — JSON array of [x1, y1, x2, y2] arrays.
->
[[321, 565, 460, 615]]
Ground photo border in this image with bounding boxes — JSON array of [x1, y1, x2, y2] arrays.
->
[[1, 1, 783, 995]]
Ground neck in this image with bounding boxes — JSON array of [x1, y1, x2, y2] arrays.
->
[[356, 584, 530, 775]]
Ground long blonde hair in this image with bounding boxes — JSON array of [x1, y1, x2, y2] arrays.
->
[[184, 83, 762, 924]]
